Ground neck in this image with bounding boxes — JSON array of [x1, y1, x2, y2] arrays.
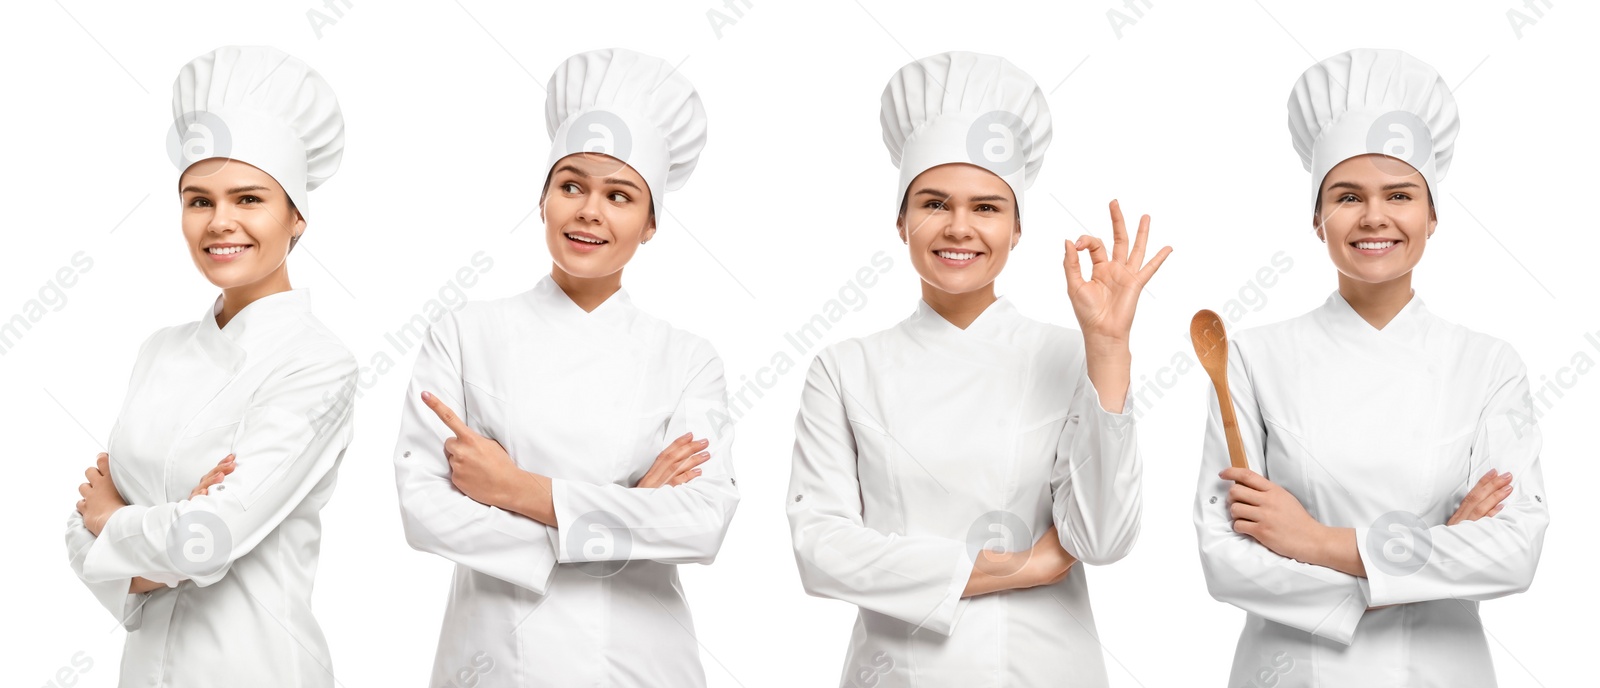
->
[[216, 266, 292, 328], [921, 280, 997, 330], [1337, 271, 1414, 330], [551, 265, 622, 313]]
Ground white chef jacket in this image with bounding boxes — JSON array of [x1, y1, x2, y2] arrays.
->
[[1194, 291, 1550, 687], [64, 289, 358, 687], [787, 296, 1141, 687], [394, 274, 740, 688]]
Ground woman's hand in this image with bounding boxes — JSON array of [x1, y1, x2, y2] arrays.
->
[[422, 392, 524, 509], [1448, 469, 1513, 526], [964, 526, 1079, 597], [1063, 200, 1172, 346], [129, 577, 166, 594], [76, 453, 127, 537], [1221, 467, 1328, 564], [1020, 526, 1078, 587], [1064, 200, 1172, 411], [634, 433, 711, 489], [189, 454, 236, 499]]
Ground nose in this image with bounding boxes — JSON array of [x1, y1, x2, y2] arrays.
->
[[941, 208, 977, 242], [575, 191, 605, 225], [1359, 200, 1390, 231], [208, 201, 241, 234]]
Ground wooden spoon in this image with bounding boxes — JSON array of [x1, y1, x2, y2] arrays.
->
[[1191, 310, 1248, 470]]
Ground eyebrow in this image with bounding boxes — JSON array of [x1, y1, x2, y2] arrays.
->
[[552, 165, 643, 192], [913, 188, 1011, 204], [180, 184, 272, 195], [1326, 181, 1422, 192]]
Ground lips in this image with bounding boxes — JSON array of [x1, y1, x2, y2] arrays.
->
[[1349, 238, 1401, 257], [204, 244, 253, 262], [565, 231, 608, 245], [563, 231, 609, 254], [932, 247, 984, 267]]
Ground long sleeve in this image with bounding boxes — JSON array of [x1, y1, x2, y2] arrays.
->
[[1051, 361, 1141, 566], [786, 352, 972, 636], [548, 341, 741, 565], [394, 312, 561, 595], [80, 343, 357, 588], [65, 337, 151, 630], [1355, 345, 1550, 606], [65, 510, 147, 630], [1193, 340, 1367, 645]]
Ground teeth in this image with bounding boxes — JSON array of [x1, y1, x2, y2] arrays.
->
[[1354, 241, 1396, 250], [208, 246, 248, 255], [936, 250, 978, 261], [567, 233, 606, 245]]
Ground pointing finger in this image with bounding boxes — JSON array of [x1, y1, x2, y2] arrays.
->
[[421, 391, 474, 438]]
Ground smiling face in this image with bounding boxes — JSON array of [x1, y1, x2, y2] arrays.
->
[[541, 153, 655, 280], [1313, 153, 1437, 286], [179, 158, 304, 290], [897, 163, 1020, 296]]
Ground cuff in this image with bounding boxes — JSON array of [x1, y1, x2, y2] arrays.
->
[[81, 505, 149, 583], [1353, 525, 1393, 607], [1084, 375, 1136, 429], [921, 547, 974, 637], [1310, 589, 1368, 646]]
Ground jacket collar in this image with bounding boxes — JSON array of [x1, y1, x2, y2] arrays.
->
[[905, 295, 1018, 343], [196, 289, 313, 366], [525, 273, 636, 328], [1318, 289, 1429, 344]]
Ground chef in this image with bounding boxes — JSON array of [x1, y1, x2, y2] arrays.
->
[[393, 48, 739, 687], [1193, 48, 1550, 686], [66, 45, 357, 686], [787, 51, 1169, 686]]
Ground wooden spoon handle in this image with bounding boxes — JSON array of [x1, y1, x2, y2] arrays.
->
[[1191, 309, 1250, 471], [1214, 380, 1249, 470]]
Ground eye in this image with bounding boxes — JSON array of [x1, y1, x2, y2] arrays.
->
[[187, 197, 212, 208], [562, 182, 581, 194], [976, 204, 998, 213], [608, 191, 630, 203], [239, 195, 261, 204], [1389, 192, 1412, 201], [923, 200, 947, 211], [1336, 193, 1359, 203]]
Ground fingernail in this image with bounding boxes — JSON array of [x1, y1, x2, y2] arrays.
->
[[680, 432, 693, 440], [422, 391, 433, 401]]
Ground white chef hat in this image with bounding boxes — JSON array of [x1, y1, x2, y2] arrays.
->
[[1288, 48, 1458, 208], [169, 45, 344, 219], [881, 51, 1051, 215], [544, 48, 707, 218]]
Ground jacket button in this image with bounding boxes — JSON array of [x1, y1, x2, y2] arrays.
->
[[403, 451, 411, 458], [794, 494, 803, 502], [1209, 496, 1218, 504]]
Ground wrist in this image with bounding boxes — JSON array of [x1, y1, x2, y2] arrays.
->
[[506, 470, 557, 526], [1305, 523, 1339, 567], [1083, 332, 1131, 358]]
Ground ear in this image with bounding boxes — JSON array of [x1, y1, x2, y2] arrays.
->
[[640, 214, 657, 244], [1311, 213, 1323, 242], [1427, 205, 1438, 238], [1012, 218, 1022, 249], [895, 214, 907, 244]]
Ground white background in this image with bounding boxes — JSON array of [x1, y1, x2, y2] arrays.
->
[[2, 1, 1595, 685]]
